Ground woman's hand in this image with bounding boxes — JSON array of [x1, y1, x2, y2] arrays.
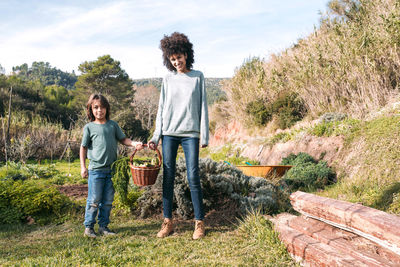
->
[[148, 141, 157, 150]]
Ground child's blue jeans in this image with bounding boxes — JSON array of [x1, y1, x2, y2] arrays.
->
[[84, 170, 115, 228], [162, 135, 205, 220]]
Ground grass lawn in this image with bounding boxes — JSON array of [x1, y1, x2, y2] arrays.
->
[[0, 214, 297, 266], [0, 159, 298, 266]]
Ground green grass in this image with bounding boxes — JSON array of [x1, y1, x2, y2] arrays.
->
[[0, 160, 86, 185], [320, 113, 400, 213], [52, 159, 82, 176], [0, 213, 298, 266], [0, 159, 298, 266]]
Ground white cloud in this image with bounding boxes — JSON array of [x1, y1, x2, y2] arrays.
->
[[0, 0, 328, 78]]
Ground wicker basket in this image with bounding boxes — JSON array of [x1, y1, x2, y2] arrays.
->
[[129, 144, 162, 186]]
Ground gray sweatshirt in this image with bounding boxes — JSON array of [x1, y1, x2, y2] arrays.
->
[[150, 70, 209, 146]]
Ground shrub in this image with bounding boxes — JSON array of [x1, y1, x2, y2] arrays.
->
[[245, 98, 272, 126], [281, 152, 316, 166], [136, 158, 280, 219], [270, 91, 306, 129], [115, 110, 149, 142], [280, 152, 335, 192], [245, 91, 306, 129], [0, 178, 74, 225]]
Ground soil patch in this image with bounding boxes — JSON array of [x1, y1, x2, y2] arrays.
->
[[58, 184, 88, 199]]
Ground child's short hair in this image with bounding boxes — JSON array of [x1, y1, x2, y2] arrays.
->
[[160, 32, 194, 72], [86, 93, 110, 121]]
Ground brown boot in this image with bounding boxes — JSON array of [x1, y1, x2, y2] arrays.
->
[[192, 220, 205, 240], [157, 218, 174, 238]]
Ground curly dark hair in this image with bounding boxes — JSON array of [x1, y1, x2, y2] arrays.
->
[[86, 93, 110, 121], [160, 32, 194, 72]]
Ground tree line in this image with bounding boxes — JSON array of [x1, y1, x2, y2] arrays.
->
[[0, 55, 227, 162]]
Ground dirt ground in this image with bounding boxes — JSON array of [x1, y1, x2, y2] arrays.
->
[[58, 184, 88, 199]]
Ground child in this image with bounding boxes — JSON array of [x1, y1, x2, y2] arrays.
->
[[80, 93, 142, 238], [148, 32, 209, 240]]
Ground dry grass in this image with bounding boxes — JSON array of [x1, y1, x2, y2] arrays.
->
[[0, 112, 81, 162], [219, 0, 400, 129]]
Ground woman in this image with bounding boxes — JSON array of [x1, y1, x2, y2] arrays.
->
[[149, 32, 209, 240]]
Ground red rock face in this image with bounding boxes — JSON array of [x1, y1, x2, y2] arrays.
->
[[209, 120, 344, 166]]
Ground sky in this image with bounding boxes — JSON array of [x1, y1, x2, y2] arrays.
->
[[0, 0, 330, 79]]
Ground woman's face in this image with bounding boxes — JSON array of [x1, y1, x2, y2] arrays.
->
[[169, 53, 188, 73]]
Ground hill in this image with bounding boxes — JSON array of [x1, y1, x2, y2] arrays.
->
[[216, 0, 400, 130], [208, 0, 400, 215]]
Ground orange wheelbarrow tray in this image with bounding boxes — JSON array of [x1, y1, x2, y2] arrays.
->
[[236, 165, 292, 178]]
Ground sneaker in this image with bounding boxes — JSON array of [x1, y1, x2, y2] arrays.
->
[[98, 226, 116, 236], [192, 220, 205, 240], [84, 227, 97, 238], [157, 218, 174, 238]]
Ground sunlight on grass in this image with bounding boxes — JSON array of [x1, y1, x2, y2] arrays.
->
[[0, 214, 298, 266]]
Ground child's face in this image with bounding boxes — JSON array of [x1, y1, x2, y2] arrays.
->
[[169, 53, 188, 73], [91, 99, 107, 122]]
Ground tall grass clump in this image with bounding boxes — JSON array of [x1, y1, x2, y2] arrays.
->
[[237, 211, 300, 266], [221, 0, 400, 129]]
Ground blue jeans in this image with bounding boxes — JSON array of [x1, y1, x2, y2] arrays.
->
[[83, 170, 115, 228], [162, 135, 204, 220]]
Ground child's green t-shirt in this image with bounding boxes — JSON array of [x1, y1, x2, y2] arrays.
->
[[81, 120, 126, 171]]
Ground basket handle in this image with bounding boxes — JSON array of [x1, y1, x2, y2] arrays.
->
[[129, 144, 162, 168]]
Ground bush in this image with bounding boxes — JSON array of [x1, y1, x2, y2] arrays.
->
[[245, 92, 306, 129], [136, 158, 280, 219], [280, 152, 335, 192], [245, 98, 272, 126], [0, 178, 74, 225], [281, 152, 316, 166], [270, 91, 306, 129]]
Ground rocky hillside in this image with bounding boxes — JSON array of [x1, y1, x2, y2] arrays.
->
[[208, 100, 400, 214]]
